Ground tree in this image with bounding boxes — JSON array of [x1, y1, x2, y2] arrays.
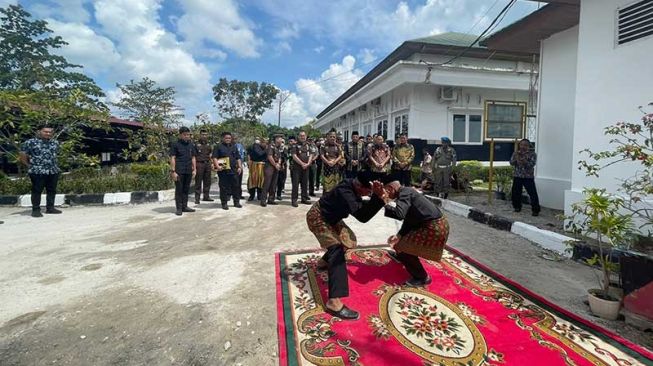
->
[[212, 78, 278, 122], [112, 78, 185, 162], [0, 4, 109, 173], [0, 5, 104, 100]]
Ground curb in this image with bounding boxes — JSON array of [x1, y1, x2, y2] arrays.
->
[[0, 189, 175, 207], [424, 194, 575, 256]]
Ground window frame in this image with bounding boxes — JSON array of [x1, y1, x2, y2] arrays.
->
[[450, 110, 484, 145], [483, 100, 526, 141]]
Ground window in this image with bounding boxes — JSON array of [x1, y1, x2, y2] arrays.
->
[[452, 114, 483, 144], [485, 102, 526, 140], [362, 123, 372, 137], [377, 119, 388, 139], [617, 0, 653, 45], [394, 114, 408, 138], [101, 152, 111, 162], [344, 129, 349, 143]]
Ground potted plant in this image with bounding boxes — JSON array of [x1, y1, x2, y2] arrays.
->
[[492, 167, 512, 201], [564, 188, 633, 320]]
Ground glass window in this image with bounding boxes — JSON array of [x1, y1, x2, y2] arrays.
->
[[469, 115, 482, 143], [486, 103, 524, 139], [377, 119, 388, 139], [452, 114, 466, 143], [401, 115, 408, 135], [394, 116, 401, 138]]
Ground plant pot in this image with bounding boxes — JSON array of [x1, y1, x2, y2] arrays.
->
[[608, 285, 624, 302], [493, 191, 506, 200], [588, 289, 621, 320]]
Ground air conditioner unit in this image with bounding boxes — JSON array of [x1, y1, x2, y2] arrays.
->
[[440, 87, 458, 102]]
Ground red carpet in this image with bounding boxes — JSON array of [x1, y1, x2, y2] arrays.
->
[[276, 246, 653, 366]]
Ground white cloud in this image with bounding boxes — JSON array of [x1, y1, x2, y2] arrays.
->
[[0, 0, 17, 8], [313, 46, 325, 54], [274, 41, 292, 55], [262, 91, 311, 127], [358, 48, 377, 65], [253, 0, 538, 50], [274, 22, 299, 40], [176, 0, 262, 58], [29, 0, 91, 23], [46, 19, 121, 74], [93, 0, 213, 121]]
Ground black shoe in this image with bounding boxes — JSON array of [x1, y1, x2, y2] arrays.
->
[[301, 200, 311, 205], [195, 198, 200, 205], [222, 204, 229, 210], [31, 210, 43, 218], [45, 208, 62, 214], [276, 196, 282, 201], [175, 210, 182, 216], [202, 197, 215, 202], [325, 305, 359, 320], [405, 276, 432, 287], [268, 201, 278, 205], [532, 211, 540, 217], [247, 196, 254, 202], [182, 207, 195, 213], [292, 201, 299, 207], [234, 202, 242, 208], [260, 201, 267, 207], [514, 208, 521, 213]]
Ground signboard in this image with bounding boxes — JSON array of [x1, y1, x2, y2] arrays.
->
[[483, 101, 526, 141]]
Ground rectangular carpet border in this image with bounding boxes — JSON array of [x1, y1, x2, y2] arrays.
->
[[275, 244, 653, 363]]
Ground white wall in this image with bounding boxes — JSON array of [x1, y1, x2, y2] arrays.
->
[[535, 26, 579, 210], [566, 0, 653, 214]]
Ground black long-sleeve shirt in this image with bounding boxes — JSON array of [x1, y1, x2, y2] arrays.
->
[[384, 187, 442, 236], [249, 143, 267, 162], [319, 179, 384, 225]]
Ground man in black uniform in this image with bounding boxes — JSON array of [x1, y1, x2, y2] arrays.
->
[[170, 127, 196, 216], [290, 131, 314, 207], [212, 132, 242, 210], [307, 137, 319, 197], [261, 134, 284, 207], [194, 129, 214, 204], [276, 136, 292, 201]]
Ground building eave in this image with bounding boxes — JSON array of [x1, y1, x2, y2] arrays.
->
[[481, 3, 580, 54]]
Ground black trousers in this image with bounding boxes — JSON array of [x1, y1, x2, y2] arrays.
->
[[344, 168, 359, 179], [321, 245, 349, 299], [512, 177, 541, 213], [29, 173, 59, 210], [261, 166, 279, 203], [218, 172, 239, 204], [236, 171, 243, 198], [291, 167, 309, 203], [308, 164, 317, 195], [175, 173, 193, 210], [277, 166, 287, 198], [395, 252, 428, 280], [393, 169, 412, 186], [315, 161, 322, 190], [194, 162, 212, 198]]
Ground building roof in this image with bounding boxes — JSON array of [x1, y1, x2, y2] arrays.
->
[[481, 3, 580, 54], [109, 116, 143, 128], [316, 32, 534, 119], [409, 32, 483, 48]]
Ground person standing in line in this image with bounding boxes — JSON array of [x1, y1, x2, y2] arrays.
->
[[234, 136, 246, 200], [431, 136, 457, 199], [307, 137, 319, 197], [170, 127, 197, 216], [247, 138, 267, 201], [315, 137, 325, 191], [391, 133, 415, 186], [320, 131, 344, 193], [290, 131, 314, 207], [261, 134, 284, 207], [194, 129, 214, 204], [344, 131, 365, 179], [212, 132, 242, 210], [420, 148, 433, 190], [510, 138, 541, 216], [276, 137, 291, 201], [368, 134, 392, 182], [19, 125, 62, 218]]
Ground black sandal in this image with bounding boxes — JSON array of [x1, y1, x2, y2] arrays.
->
[[325, 305, 359, 320]]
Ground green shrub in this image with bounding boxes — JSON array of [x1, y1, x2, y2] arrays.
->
[[411, 166, 422, 185], [454, 161, 484, 181]]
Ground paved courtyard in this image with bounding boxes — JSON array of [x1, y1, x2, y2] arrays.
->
[[1, 183, 651, 365]]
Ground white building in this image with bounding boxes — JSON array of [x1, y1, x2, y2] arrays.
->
[[483, 0, 653, 213], [314, 33, 537, 162]]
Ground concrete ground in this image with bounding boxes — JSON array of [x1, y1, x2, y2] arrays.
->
[[1, 181, 651, 365]]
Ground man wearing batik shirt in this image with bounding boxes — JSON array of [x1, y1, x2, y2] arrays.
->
[[306, 171, 385, 320], [345, 131, 365, 179], [391, 133, 415, 186], [510, 138, 541, 216], [367, 135, 391, 181], [20, 125, 62, 218]]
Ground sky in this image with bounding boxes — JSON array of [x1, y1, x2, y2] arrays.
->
[[3, 0, 542, 127]]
